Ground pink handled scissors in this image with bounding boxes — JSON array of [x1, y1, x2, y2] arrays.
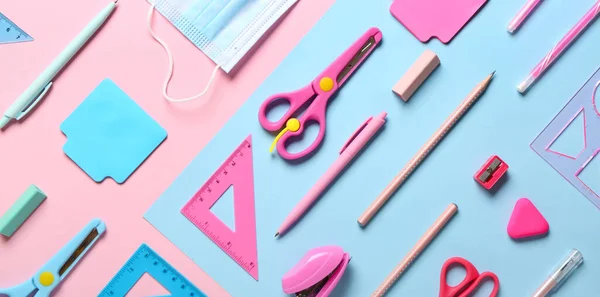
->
[[439, 257, 500, 297], [258, 27, 382, 160]]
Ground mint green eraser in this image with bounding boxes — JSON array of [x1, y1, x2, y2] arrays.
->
[[0, 185, 46, 237]]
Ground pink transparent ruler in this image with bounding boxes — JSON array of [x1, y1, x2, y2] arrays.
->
[[390, 0, 488, 44], [531, 68, 600, 209], [181, 135, 258, 280]]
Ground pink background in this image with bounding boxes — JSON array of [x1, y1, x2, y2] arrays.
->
[[0, 0, 333, 295]]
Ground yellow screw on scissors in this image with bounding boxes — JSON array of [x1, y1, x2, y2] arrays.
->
[[0, 219, 105, 297], [269, 118, 301, 153]]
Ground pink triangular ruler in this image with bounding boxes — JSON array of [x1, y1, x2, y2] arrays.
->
[[181, 135, 258, 280], [507, 198, 549, 240]]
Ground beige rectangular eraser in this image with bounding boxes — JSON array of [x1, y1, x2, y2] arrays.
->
[[393, 50, 440, 102]]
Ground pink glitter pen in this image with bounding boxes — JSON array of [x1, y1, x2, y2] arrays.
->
[[518, 0, 600, 93], [508, 0, 543, 33]]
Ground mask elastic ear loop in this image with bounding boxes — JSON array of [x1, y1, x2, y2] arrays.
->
[[147, 2, 221, 103]]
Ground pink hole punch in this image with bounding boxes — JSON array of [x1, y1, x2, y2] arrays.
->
[[282, 246, 350, 297]]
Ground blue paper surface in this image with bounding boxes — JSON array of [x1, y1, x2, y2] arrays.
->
[[145, 0, 600, 296], [61, 79, 167, 184]]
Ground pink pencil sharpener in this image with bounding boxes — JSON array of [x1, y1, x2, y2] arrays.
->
[[474, 155, 508, 190], [282, 246, 350, 297]]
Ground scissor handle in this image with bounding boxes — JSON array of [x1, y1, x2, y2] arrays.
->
[[275, 112, 326, 160], [0, 279, 38, 297], [439, 257, 480, 297], [459, 271, 499, 297], [258, 84, 315, 132]]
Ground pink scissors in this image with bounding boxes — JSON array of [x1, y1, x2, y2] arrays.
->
[[258, 27, 382, 160], [439, 257, 500, 297]]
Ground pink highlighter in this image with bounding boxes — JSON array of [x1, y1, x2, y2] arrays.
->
[[282, 246, 351, 297], [507, 0, 543, 33]]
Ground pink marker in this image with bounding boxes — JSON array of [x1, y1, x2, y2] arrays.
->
[[507, 0, 543, 33], [275, 112, 387, 237], [518, 1, 600, 93]]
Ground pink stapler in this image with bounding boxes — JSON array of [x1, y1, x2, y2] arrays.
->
[[282, 246, 350, 297]]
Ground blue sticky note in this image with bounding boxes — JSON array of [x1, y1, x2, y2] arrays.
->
[[61, 79, 167, 184]]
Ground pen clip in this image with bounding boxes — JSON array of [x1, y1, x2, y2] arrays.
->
[[17, 82, 53, 120], [340, 116, 372, 154]]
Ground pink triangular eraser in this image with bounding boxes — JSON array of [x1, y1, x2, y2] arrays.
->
[[507, 198, 549, 239]]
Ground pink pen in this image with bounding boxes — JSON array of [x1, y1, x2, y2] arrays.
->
[[507, 0, 543, 33], [275, 112, 387, 237], [518, 0, 600, 93]]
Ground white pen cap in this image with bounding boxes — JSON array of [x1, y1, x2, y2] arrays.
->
[[0, 116, 10, 129], [550, 249, 584, 292]]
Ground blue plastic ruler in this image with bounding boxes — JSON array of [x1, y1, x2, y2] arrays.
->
[[0, 12, 33, 44], [98, 244, 207, 297]]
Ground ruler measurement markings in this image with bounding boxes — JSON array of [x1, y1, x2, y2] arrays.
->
[[181, 136, 258, 279], [0, 13, 33, 44], [98, 244, 206, 297]]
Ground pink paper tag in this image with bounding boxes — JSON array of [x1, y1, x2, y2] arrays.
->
[[390, 0, 488, 44]]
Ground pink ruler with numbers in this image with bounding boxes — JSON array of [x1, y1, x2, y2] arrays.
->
[[181, 135, 258, 280]]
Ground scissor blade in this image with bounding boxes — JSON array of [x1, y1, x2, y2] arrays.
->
[[336, 36, 377, 84], [58, 227, 100, 276], [27, 289, 38, 297]]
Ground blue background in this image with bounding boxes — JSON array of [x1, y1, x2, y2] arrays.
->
[[146, 0, 600, 296]]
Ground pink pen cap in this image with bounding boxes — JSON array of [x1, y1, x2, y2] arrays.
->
[[340, 112, 387, 155]]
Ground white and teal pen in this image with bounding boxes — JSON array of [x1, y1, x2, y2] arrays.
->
[[0, 0, 119, 130]]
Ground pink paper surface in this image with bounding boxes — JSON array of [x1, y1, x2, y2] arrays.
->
[[126, 273, 171, 296], [0, 0, 334, 296]]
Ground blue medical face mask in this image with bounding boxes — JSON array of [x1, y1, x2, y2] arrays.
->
[[148, 0, 297, 103]]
